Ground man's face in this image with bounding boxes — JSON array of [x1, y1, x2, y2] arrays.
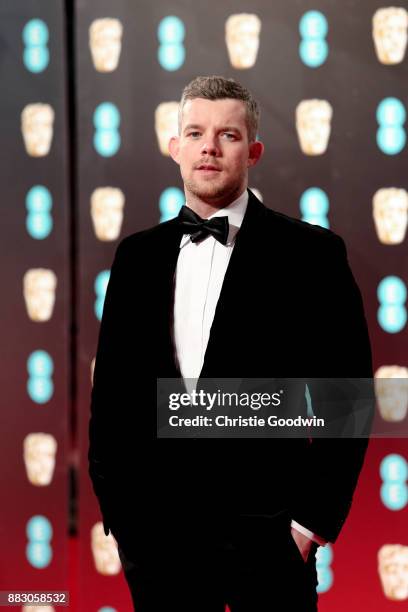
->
[[169, 97, 263, 205]]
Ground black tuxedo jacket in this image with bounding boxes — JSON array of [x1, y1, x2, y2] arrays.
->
[[89, 189, 373, 559]]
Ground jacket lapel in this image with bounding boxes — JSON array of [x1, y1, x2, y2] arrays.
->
[[199, 190, 269, 378], [156, 190, 273, 379]]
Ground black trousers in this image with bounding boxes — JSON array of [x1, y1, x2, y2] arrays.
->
[[116, 515, 319, 612]]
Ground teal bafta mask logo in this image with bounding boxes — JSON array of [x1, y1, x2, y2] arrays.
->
[[315, 544, 333, 593], [376, 97, 406, 155], [22, 19, 49, 73], [300, 187, 330, 228], [26, 515, 53, 569], [157, 16, 185, 71], [27, 350, 54, 404], [377, 275, 407, 333], [26, 185, 53, 239], [93, 102, 121, 157], [380, 454, 408, 511], [299, 11, 329, 68], [94, 270, 110, 321], [159, 187, 184, 222]]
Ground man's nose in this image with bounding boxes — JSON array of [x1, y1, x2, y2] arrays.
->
[[200, 137, 219, 156]]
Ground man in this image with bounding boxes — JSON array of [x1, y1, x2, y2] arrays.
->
[[89, 76, 373, 611]]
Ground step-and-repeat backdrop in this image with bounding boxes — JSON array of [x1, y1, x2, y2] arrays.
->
[[0, 0, 70, 608], [1, 1, 408, 611]]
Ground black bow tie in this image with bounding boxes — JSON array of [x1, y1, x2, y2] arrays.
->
[[177, 206, 229, 245]]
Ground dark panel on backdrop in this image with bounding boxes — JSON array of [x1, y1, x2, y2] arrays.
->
[[0, 0, 70, 596]]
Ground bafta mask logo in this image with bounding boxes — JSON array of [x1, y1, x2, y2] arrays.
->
[[375, 366, 408, 422], [373, 188, 408, 245], [155, 102, 179, 156], [373, 7, 408, 65], [23, 268, 57, 322], [91, 522, 121, 575], [89, 18, 123, 72], [378, 544, 408, 600], [21, 103, 54, 157], [91, 357, 96, 386], [23, 607, 55, 612], [296, 99, 333, 155], [23, 433, 57, 486], [90, 187, 125, 241], [225, 14, 261, 69]]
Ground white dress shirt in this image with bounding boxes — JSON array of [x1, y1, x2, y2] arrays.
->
[[172, 188, 326, 547], [173, 189, 247, 382]]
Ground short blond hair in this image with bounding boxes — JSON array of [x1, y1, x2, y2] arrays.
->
[[179, 75, 260, 142]]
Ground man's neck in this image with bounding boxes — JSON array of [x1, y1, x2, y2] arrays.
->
[[185, 185, 248, 218]]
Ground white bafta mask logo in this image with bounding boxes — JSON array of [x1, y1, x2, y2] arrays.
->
[[375, 366, 408, 422], [378, 544, 408, 600], [373, 7, 408, 65], [23, 269, 57, 322], [155, 102, 179, 156], [90, 187, 125, 241], [91, 522, 121, 575], [91, 357, 96, 386], [225, 14, 262, 69], [373, 188, 408, 245], [89, 18, 123, 72], [23, 433, 57, 486], [21, 103, 55, 157], [296, 99, 333, 155], [23, 607, 55, 612]]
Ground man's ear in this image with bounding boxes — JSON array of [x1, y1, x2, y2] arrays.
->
[[247, 140, 264, 168], [168, 136, 180, 164]]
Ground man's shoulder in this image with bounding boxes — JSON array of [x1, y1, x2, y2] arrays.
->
[[114, 218, 179, 254], [263, 204, 346, 255], [115, 199, 346, 259], [264, 205, 338, 240]]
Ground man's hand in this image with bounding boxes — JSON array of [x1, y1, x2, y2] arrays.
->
[[290, 526, 313, 562]]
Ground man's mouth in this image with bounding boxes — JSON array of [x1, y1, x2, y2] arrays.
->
[[196, 164, 221, 172]]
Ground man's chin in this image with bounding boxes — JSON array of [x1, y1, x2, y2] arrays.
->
[[194, 189, 224, 201], [185, 181, 233, 203]]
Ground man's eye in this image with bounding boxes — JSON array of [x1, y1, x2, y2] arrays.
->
[[222, 133, 236, 140], [188, 132, 201, 138]]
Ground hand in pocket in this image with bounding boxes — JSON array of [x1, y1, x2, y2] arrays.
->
[[290, 526, 313, 563]]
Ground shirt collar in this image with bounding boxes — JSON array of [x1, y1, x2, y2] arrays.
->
[[179, 188, 249, 249]]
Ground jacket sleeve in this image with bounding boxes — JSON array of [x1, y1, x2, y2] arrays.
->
[[88, 237, 130, 537], [290, 234, 375, 543]]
